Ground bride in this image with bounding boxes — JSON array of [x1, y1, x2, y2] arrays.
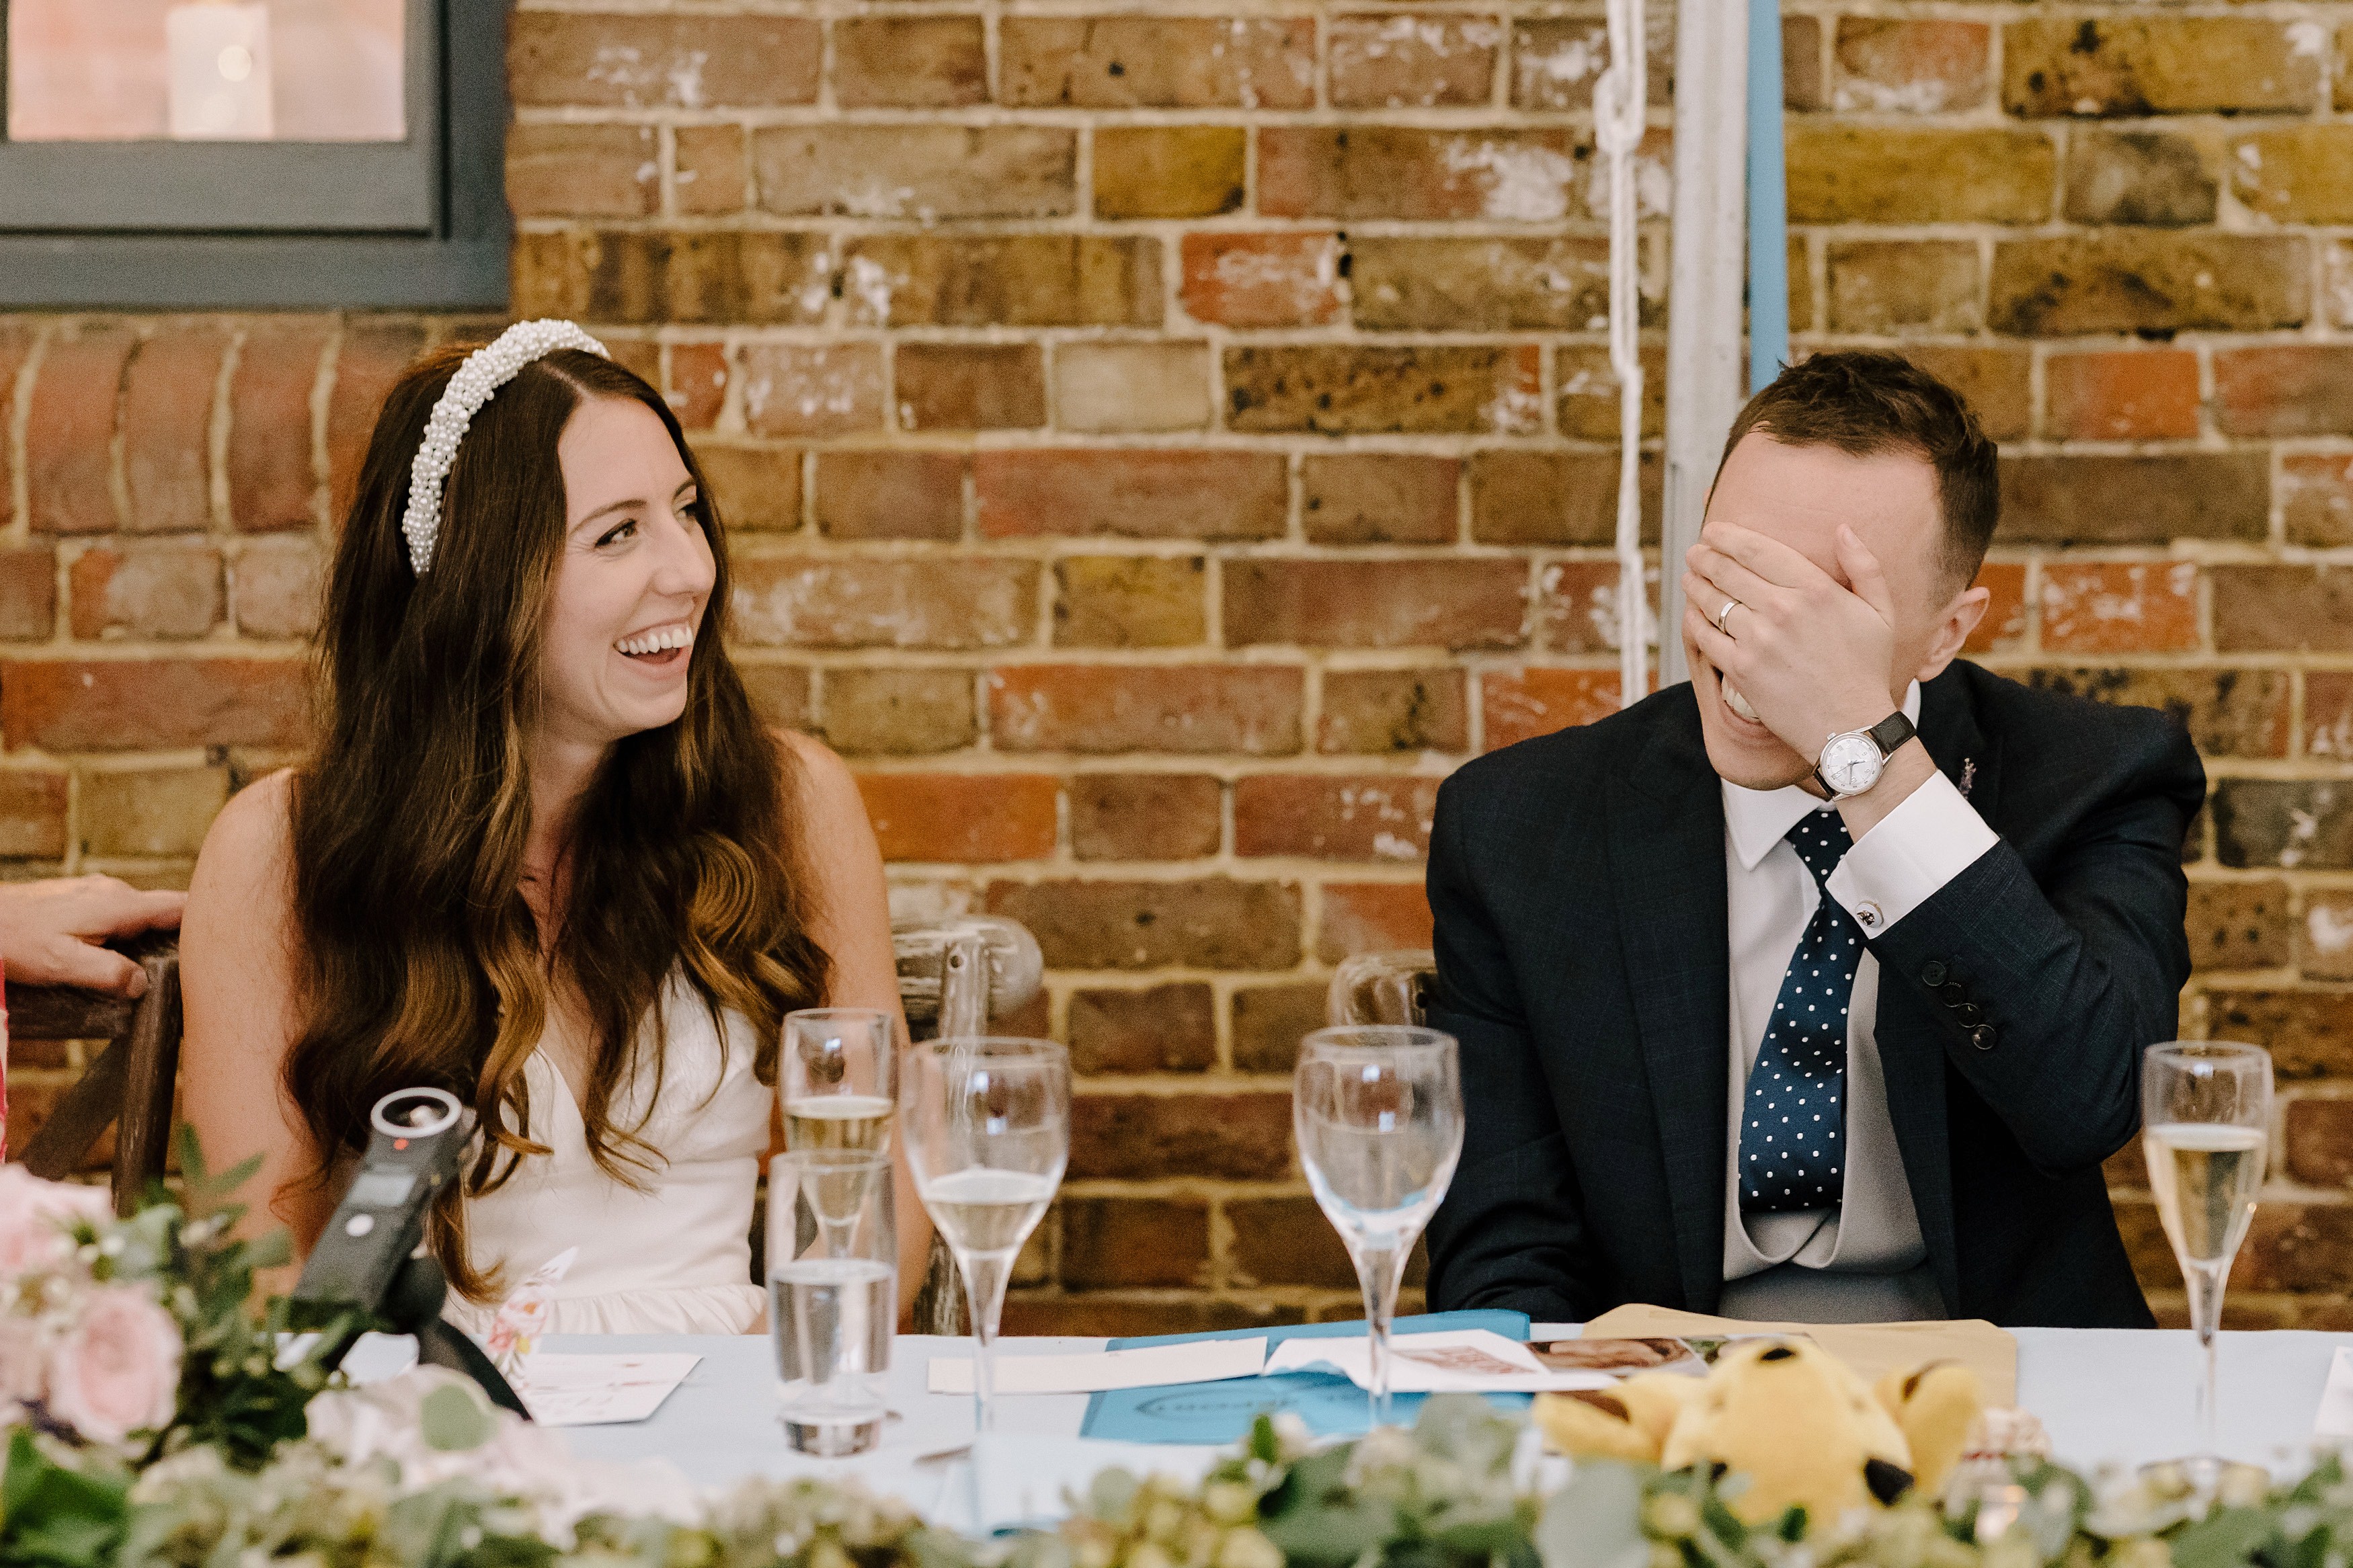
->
[[180, 321, 918, 1336]]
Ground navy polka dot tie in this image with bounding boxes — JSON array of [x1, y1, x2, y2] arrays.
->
[[1738, 809, 1859, 1214]]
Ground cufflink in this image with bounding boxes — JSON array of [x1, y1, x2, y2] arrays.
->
[[1855, 901, 1883, 931]]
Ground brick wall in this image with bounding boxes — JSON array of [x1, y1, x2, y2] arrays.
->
[[2, 4, 2350, 1331]]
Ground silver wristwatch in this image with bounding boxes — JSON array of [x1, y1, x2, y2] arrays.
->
[[1813, 712, 1917, 801]]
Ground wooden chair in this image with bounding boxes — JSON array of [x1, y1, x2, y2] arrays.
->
[[1325, 948, 1435, 1028], [16, 932, 182, 1213]]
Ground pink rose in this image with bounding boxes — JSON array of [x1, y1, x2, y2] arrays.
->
[[0, 1316, 48, 1410], [47, 1284, 180, 1444], [0, 1166, 110, 1277]]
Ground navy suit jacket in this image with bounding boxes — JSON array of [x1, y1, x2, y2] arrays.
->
[[1422, 661, 2204, 1329]]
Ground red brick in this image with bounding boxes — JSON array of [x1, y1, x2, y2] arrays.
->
[[822, 669, 973, 757], [2038, 562, 2200, 656], [811, 452, 963, 541], [1470, 450, 1660, 547], [509, 13, 820, 108], [1350, 237, 1614, 333], [1989, 235, 2307, 338], [754, 126, 1074, 222], [1226, 345, 1541, 436], [1053, 556, 1205, 649], [69, 545, 223, 641], [674, 125, 746, 216], [740, 665, 812, 732], [1068, 987, 1217, 1076], [506, 123, 658, 218], [0, 772, 69, 859], [2305, 889, 2353, 980], [225, 325, 325, 533], [2042, 351, 2200, 442], [1557, 344, 1666, 444], [1226, 1194, 1357, 1289], [998, 17, 1314, 109], [893, 343, 1045, 431], [1318, 669, 1470, 755], [1224, 560, 1526, 651], [665, 342, 728, 430], [0, 326, 30, 520], [987, 666, 1302, 756], [1962, 563, 2028, 655], [1094, 127, 1246, 220], [2212, 781, 2353, 871], [2215, 567, 2353, 653], [739, 345, 883, 438], [2283, 454, 2353, 549], [2065, 130, 2215, 229], [986, 877, 1302, 970], [833, 16, 986, 108], [2026, 668, 2288, 761], [1483, 669, 1623, 750], [1179, 233, 1345, 329], [27, 329, 134, 536], [2003, 19, 2320, 118], [731, 559, 1037, 650], [0, 550, 58, 642], [1235, 776, 1439, 862], [1068, 1092, 1293, 1181], [230, 539, 324, 640], [2238, 1203, 2353, 1295], [1302, 456, 1459, 546], [2213, 347, 2353, 438], [1070, 774, 1223, 862], [327, 325, 426, 526], [975, 450, 1286, 541], [2286, 1100, 2353, 1188], [1511, 17, 1673, 112], [2, 660, 307, 752], [1539, 561, 1655, 657], [1320, 881, 1435, 964], [1330, 15, 1501, 108], [1232, 983, 1328, 1074], [1000, 1298, 1306, 1337], [694, 445, 800, 533], [1784, 15, 1825, 111], [1903, 346, 2032, 445], [120, 329, 225, 534], [1061, 1196, 1211, 1287], [1833, 19, 1990, 113], [855, 774, 1058, 864], [1999, 454, 2268, 546], [1788, 126, 2054, 226], [2187, 879, 2292, 973], [2311, 671, 2353, 762], [1261, 128, 1579, 222], [788, 235, 1163, 330], [2206, 991, 2353, 1081]]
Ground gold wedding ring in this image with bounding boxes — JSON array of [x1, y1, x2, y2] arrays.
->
[[1714, 597, 1742, 636]]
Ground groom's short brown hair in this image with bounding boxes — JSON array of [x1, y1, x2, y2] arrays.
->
[[1719, 351, 2001, 585]]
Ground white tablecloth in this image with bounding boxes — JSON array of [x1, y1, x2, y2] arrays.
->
[[539, 1325, 2353, 1525]]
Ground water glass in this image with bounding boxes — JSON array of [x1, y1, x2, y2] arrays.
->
[[781, 1009, 900, 1155], [2143, 1040, 2272, 1485], [767, 1149, 894, 1456], [1294, 1024, 1464, 1428], [900, 1038, 1068, 1436]]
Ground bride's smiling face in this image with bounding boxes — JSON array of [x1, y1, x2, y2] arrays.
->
[[537, 396, 715, 750]]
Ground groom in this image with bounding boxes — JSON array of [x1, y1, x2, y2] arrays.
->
[[1423, 352, 2202, 1327]]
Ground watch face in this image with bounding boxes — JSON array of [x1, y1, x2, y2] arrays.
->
[[1819, 733, 1883, 795]]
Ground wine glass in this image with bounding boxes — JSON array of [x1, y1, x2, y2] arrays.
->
[[1294, 1024, 1464, 1429], [900, 1038, 1068, 1437], [2142, 1040, 2272, 1487], [782, 1009, 899, 1155]]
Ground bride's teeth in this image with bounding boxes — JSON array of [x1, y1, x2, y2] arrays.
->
[[617, 625, 692, 655]]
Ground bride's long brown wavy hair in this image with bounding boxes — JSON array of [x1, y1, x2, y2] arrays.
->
[[286, 343, 829, 1300]]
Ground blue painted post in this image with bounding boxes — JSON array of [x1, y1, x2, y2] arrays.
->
[[1747, 0, 1790, 395]]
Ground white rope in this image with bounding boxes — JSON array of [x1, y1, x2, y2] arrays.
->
[[1595, 0, 1650, 710]]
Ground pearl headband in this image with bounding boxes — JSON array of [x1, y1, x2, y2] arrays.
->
[[400, 319, 608, 575]]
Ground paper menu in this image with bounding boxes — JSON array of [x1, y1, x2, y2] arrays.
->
[[514, 1352, 701, 1426], [928, 1337, 1267, 1395], [1263, 1329, 1616, 1393]]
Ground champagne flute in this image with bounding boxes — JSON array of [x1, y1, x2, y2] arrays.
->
[[783, 1010, 899, 1259], [2143, 1040, 2272, 1486], [1294, 1024, 1464, 1430], [900, 1038, 1068, 1437]]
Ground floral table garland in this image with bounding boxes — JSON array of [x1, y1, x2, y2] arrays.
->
[[0, 1151, 2329, 1568]]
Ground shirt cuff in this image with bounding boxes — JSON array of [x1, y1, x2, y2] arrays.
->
[[1825, 770, 1999, 938]]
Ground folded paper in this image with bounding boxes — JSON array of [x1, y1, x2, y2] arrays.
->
[[515, 1352, 701, 1426], [1264, 1329, 1616, 1393]]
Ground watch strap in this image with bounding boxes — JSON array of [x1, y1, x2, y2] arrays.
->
[[1866, 711, 1916, 757]]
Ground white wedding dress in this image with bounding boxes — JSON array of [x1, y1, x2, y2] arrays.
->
[[440, 974, 770, 1338]]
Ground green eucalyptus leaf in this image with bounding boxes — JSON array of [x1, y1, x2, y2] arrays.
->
[[422, 1384, 497, 1452], [1535, 1462, 1648, 1568], [2173, 1506, 2280, 1568]]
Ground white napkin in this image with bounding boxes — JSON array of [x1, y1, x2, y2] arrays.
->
[[1264, 1329, 1617, 1393], [2314, 1346, 2353, 1438], [514, 1352, 701, 1426], [928, 1337, 1266, 1395]]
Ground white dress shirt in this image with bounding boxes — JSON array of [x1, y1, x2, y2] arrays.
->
[[1716, 682, 1999, 1319]]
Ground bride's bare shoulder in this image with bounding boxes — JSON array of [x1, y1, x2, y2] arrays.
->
[[190, 768, 296, 904], [771, 728, 863, 823]]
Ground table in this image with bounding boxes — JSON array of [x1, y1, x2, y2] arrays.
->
[[541, 1326, 2353, 1527]]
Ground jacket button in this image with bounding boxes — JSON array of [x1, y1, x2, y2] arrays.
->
[[1920, 960, 1948, 988], [1953, 1002, 1984, 1025], [1941, 981, 1968, 1005], [1968, 1024, 1998, 1052]]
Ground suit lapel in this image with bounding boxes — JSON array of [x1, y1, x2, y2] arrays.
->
[[1605, 694, 1732, 1312], [1874, 669, 2001, 1315]]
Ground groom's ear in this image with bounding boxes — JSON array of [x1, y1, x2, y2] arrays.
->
[[1917, 585, 1990, 682]]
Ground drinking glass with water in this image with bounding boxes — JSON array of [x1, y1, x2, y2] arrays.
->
[[768, 1149, 894, 1456]]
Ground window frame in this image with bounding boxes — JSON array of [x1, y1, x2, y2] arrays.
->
[[0, 0, 510, 311]]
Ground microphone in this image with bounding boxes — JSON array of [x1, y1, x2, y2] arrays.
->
[[292, 1087, 529, 1416]]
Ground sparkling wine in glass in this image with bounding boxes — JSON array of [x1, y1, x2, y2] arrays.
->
[[783, 1009, 899, 1154], [2143, 1040, 2271, 1487], [900, 1038, 1068, 1438], [1294, 1024, 1464, 1429]]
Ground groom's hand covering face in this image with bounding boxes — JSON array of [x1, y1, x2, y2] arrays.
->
[[1682, 434, 1989, 792]]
